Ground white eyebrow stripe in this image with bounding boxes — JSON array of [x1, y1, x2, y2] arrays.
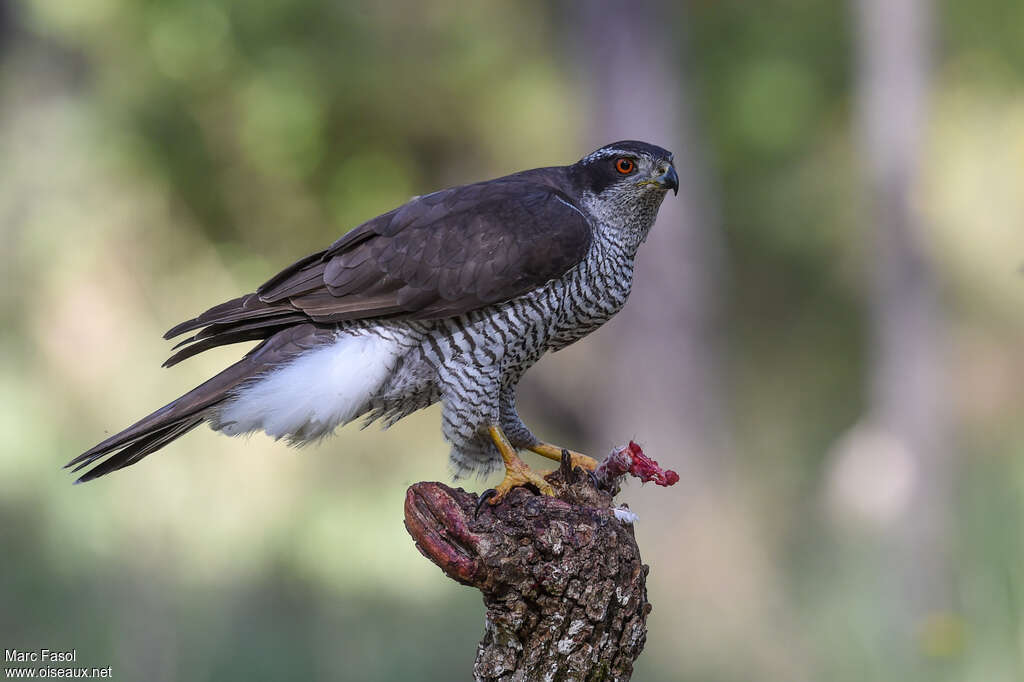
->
[[582, 148, 627, 163]]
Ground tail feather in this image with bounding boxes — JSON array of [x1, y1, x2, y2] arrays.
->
[[69, 323, 337, 483], [72, 418, 204, 483], [68, 356, 259, 483]]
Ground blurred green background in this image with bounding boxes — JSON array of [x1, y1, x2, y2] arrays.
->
[[1, 0, 1022, 680]]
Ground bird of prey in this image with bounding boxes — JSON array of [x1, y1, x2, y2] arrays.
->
[[68, 141, 678, 502]]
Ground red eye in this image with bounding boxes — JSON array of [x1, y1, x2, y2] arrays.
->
[[615, 158, 635, 174]]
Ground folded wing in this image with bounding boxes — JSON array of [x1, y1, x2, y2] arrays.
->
[[163, 177, 592, 366]]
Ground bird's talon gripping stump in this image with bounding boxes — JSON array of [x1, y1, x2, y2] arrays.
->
[[474, 489, 498, 518], [558, 447, 599, 489], [486, 424, 556, 504], [528, 442, 599, 471], [490, 465, 554, 503], [559, 447, 574, 478], [405, 441, 678, 681]]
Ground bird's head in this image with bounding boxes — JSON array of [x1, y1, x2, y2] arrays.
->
[[571, 140, 677, 236]]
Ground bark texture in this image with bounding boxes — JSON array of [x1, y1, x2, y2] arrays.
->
[[404, 455, 659, 682]]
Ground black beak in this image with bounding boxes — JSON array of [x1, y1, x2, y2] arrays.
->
[[656, 165, 679, 195]]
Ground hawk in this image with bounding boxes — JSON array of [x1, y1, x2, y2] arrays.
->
[[68, 141, 678, 502]]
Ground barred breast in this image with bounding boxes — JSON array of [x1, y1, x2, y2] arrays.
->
[[545, 235, 635, 353], [352, 224, 640, 476]]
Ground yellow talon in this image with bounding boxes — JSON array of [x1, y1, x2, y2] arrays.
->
[[528, 442, 599, 472], [487, 425, 555, 504]]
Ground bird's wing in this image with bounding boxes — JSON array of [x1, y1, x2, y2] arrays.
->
[[163, 177, 592, 366]]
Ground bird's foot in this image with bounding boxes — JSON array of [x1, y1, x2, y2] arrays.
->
[[485, 425, 556, 506], [528, 442, 599, 472], [479, 464, 554, 508], [489, 459, 555, 505]]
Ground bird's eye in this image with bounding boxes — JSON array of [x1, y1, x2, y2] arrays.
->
[[615, 158, 635, 174]]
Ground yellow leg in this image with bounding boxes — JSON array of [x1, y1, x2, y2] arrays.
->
[[528, 442, 599, 472], [487, 425, 554, 504]]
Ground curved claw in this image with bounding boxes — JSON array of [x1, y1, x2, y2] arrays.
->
[[475, 489, 498, 518], [587, 470, 601, 490], [559, 448, 573, 479]]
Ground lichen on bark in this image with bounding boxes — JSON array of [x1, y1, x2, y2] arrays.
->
[[405, 446, 674, 681]]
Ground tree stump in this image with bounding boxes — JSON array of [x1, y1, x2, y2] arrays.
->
[[404, 444, 677, 682]]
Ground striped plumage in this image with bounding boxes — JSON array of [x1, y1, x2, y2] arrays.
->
[[68, 141, 677, 484]]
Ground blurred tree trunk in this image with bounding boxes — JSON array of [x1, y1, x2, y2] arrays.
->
[[541, 3, 812, 679], [554, 0, 731, 491], [838, 0, 954, 635]]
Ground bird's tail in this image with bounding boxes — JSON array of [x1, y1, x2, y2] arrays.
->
[[65, 354, 262, 483]]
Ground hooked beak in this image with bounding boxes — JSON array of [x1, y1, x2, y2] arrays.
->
[[655, 164, 679, 195]]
